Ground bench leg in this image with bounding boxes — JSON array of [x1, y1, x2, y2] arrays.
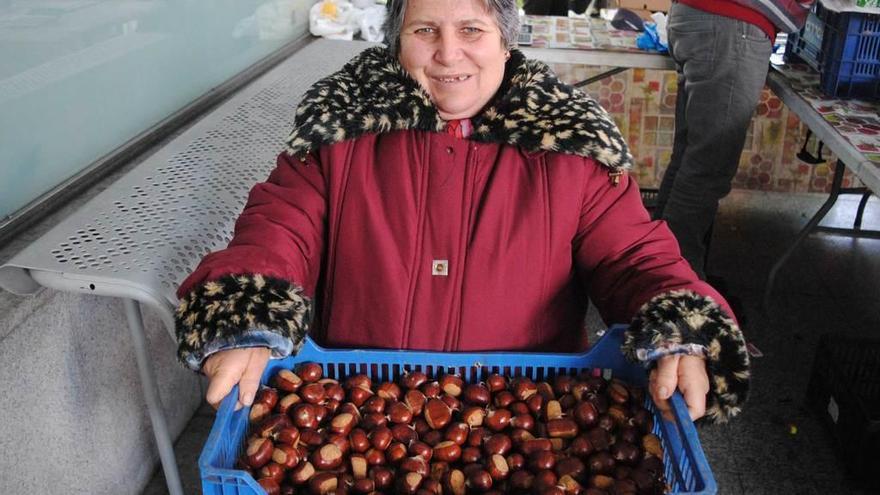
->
[[123, 299, 184, 495], [763, 159, 845, 310]]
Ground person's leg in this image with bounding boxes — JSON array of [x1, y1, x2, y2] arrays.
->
[[656, 3, 771, 279], [653, 69, 688, 220]]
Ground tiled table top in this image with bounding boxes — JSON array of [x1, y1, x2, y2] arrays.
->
[[772, 63, 880, 165]]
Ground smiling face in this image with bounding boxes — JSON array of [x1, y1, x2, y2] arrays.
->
[[398, 0, 509, 120]]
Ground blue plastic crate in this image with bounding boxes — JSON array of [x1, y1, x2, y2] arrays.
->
[[786, 3, 880, 99], [198, 325, 717, 494]]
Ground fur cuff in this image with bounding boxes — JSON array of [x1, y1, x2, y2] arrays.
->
[[175, 274, 312, 371], [621, 290, 750, 423]]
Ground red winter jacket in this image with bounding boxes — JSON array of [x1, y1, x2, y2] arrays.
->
[[175, 47, 749, 422]]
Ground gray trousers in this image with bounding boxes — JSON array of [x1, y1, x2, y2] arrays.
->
[[653, 2, 772, 279]]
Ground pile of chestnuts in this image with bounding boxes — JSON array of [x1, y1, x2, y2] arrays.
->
[[239, 362, 668, 494]]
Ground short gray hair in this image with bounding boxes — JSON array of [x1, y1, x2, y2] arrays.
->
[[383, 0, 520, 57]]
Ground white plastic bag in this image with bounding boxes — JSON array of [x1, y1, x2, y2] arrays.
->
[[310, 0, 358, 40], [357, 4, 386, 42]]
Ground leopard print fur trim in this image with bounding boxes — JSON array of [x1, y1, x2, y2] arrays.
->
[[285, 47, 632, 171], [621, 290, 750, 423], [176, 274, 311, 370]]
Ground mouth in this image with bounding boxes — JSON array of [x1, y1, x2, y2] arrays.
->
[[431, 74, 471, 84]]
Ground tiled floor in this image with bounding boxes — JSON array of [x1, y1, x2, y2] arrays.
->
[[145, 188, 880, 495]]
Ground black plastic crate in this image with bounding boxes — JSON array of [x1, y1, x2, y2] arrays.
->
[[786, 3, 880, 99], [806, 334, 880, 488]]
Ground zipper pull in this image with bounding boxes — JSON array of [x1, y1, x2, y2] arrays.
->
[[608, 169, 625, 186]]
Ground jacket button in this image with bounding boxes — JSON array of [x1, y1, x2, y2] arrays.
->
[[446, 146, 454, 155]]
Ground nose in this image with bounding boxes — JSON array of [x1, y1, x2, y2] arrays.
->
[[434, 32, 463, 65]]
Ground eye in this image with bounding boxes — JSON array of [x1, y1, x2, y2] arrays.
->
[[414, 27, 436, 34], [461, 26, 482, 35]]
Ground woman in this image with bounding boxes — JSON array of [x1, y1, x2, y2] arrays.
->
[[176, 0, 750, 423]]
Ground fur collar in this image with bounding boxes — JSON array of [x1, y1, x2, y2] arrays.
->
[[286, 46, 632, 171]]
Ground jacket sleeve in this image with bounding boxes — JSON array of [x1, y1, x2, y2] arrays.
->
[[572, 160, 749, 423], [174, 150, 327, 371]]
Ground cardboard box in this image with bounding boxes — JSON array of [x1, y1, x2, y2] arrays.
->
[[616, 0, 671, 12]]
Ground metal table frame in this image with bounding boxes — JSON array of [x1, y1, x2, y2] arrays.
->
[[762, 68, 879, 308]]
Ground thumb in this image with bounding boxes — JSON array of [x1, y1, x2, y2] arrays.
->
[[652, 354, 680, 401], [205, 366, 244, 409]]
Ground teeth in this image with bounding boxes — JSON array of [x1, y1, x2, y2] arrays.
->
[[438, 75, 469, 82]]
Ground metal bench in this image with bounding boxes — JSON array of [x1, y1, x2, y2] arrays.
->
[[0, 38, 374, 495]]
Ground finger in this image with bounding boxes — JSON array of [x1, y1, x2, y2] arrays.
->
[[649, 368, 674, 422], [651, 354, 680, 401], [239, 349, 271, 408], [205, 367, 243, 410], [678, 355, 710, 421]]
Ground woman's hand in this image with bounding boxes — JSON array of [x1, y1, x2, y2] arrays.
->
[[202, 347, 272, 410], [649, 354, 710, 421]]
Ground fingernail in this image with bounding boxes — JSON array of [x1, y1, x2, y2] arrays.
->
[[658, 386, 669, 399], [243, 392, 255, 406]]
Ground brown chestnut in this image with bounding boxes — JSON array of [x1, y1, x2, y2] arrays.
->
[[295, 363, 322, 383]]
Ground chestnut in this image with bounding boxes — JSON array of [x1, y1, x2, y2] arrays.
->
[[402, 371, 429, 390], [558, 474, 584, 494], [508, 470, 534, 492], [555, 456, 586, 480], [276, 426, 301, 446], [545, 400, 563, 421], [344, 374, 372, 391], [272, 444, 301, 468], [510, 378, 538, 401], [391, 422, 419, 445], [350, 453, 369, 479], [405, 389, 427, 416], [299, 383, 325, 404], [546, 418, 579, 439], [258, 477, 281, 495], [424, 399, 453, 430], [400, 455, 430, 477], [568, 434, 594, 457], [351, 478, 375, 493], [586, 427, 611, 451], [461, 446, 482, 464], [364, 447, 386, 466], [461, 406, 486, 428], [369, 426, 393, 451], [376, 381, 402, 401], [483, 433, 513, 456], [257, 414, 291, 439], [361, 412, 387, 430], [510, 413, 535, 431], [441, 394, 462, 412], [608, 380, 630, 405], [553, 375, 574, 396], [397, 472, 424, 494], [363, 395, 386, 414], [486, 454, 510, 481], [307, 472, 337, 494], [493, 390, 515, 409], [486, 373, 507, 393], [532, 469, 558, 492], [259, 462, 285, 483], [275, 369, 304, 392], [420, 381, 442, 399], [386, 442, 408, 464], [433, 440, 463, 462], [587, 451, 616, 475], [642, 433, 663, 458], [277, 393, 302, 414], [444, 422, 470, 446], [329, 412, 356, 436], [484, 409, 512, 432], [526, 394, 544, 415], [299, 428, 324, 448], [611, 442, 641, 466], [465, 469, 493, 491], [589, 474, 614, 490], [324, 383, 345, 403], [506, 452, 526, 471], [442, 469, 467, 495], [245, 437, 274, 468], [295, 362, 323, 383], [388, 401, 414, 424], [347, 385, 373, 407], [249, 402, 272, 424], [288, 460, 315, 485], [311, 443, 344, 470], [349, 428, 370, 453], [370, 466, 394, 490], [528, 450, 556, 472], [439, 375, 464, 397], [290, 404, 319, 429], [537, 382, 555, 401], [409, 440, 434, 461], [464, 384, 491, 406]]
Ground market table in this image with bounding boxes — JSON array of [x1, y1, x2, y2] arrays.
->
[[763, 63, 880, 307]]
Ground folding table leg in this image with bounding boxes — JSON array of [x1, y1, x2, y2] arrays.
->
[[123, 299, 184, 495], [763, 159, 845, 310]]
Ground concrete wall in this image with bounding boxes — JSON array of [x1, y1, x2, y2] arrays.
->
[[0, 288, 202, 494]]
